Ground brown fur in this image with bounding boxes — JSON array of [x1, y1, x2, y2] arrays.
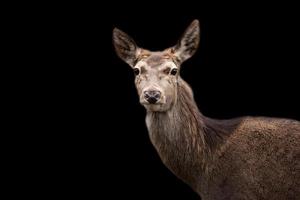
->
[[113, 20, 300, 199], [147, 79, 300, 199]]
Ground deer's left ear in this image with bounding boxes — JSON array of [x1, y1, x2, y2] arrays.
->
[[172, 20, 200, 63]]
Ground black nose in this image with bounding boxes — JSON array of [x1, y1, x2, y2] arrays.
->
[[144, 90, 161, 104]]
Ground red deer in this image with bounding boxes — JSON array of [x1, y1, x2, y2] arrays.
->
[[113, 20, 300, 199]]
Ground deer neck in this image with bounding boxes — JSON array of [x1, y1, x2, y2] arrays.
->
[[146, 79, 218, 186]]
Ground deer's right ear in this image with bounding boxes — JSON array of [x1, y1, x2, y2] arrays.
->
[[113, 28, 140, 67]]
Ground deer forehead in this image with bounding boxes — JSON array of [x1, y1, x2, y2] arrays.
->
[[135, 60, 177, 72], [135, 51, 177, 69]]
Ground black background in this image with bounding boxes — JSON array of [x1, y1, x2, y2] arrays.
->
[[24, 2, 300, 199]]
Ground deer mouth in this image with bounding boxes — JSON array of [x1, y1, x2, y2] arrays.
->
[[143, 103, 166, 112], [141, 100, 170, 112], [140, 99, 164, 106]]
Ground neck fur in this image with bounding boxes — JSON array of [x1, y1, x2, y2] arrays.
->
[[146, 78, 228, 186]]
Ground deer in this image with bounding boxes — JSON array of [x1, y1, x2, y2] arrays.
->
[[112, 20, 300, 200]]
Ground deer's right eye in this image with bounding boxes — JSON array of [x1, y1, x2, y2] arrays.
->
[[133, 68, 140, 76]]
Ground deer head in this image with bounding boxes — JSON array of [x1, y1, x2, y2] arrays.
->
[[113, 20, 200, 112]]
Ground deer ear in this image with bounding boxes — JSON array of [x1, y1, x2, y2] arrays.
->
[[113, 28, 140, 67], [172, 20, 200, 63]]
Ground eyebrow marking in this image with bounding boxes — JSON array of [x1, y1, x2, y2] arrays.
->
[[140, 66, 146, 74], [163, 67, 171, 74]]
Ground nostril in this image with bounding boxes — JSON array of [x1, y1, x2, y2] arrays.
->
[[154, 93, 161, 99], [144, 93, 150, 99]]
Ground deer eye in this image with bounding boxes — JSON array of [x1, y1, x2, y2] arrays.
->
[[133, 68, 140, 76], [170, 68, 178, 76]]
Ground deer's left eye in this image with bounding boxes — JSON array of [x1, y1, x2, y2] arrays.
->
[[170, 68, 178, 75]]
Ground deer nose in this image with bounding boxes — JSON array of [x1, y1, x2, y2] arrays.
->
[[144, 90, 161, 104]]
